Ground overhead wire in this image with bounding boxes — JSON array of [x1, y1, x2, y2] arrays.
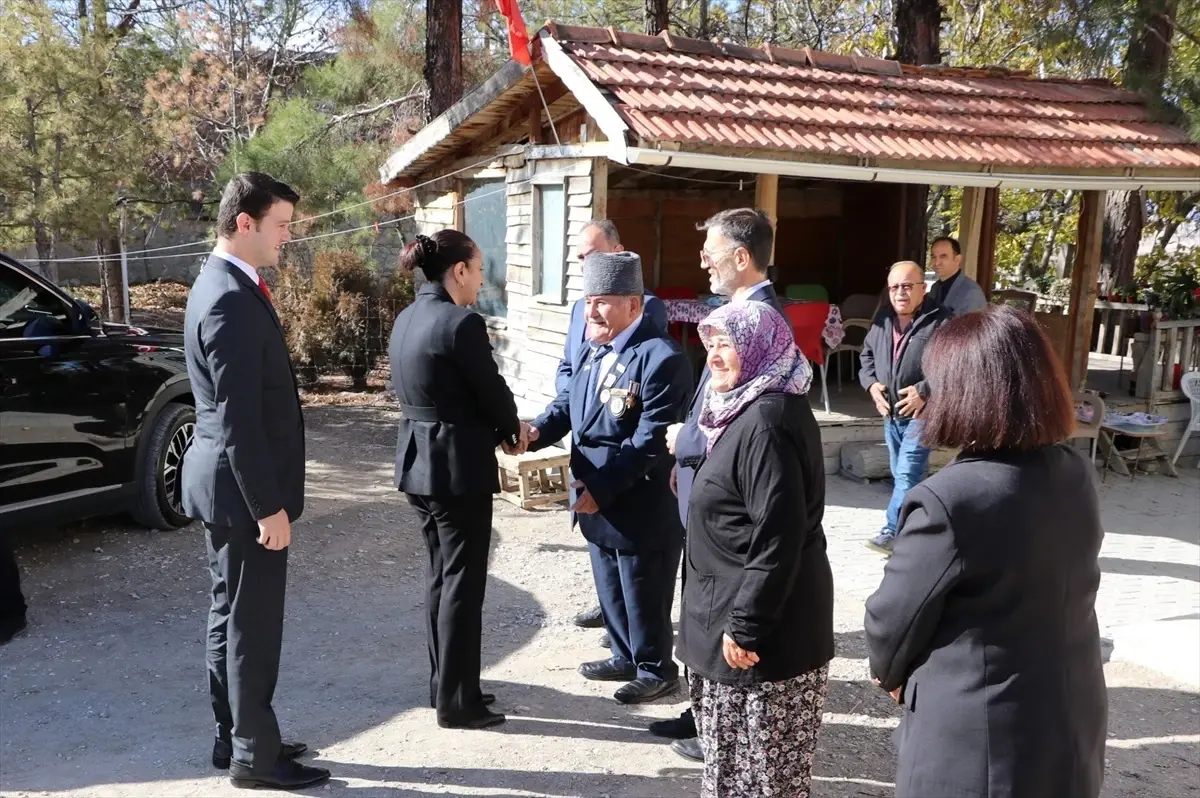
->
[[27, 154, 512, 265]]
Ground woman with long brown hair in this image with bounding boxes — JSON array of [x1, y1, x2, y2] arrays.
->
[[865, 304, 1107, 798]]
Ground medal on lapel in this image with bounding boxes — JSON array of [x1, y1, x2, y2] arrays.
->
[[608, 388, 628, 418]]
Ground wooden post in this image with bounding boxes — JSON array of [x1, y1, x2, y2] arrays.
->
[[529, 105, 543, 145], [974, 187, 1000, 298], [652, 198, 664, 289], [592, 157, 608, 221], [755, 174, 779, 265], [958, 186, 987, 280], [1065, 190, 1106, 389]]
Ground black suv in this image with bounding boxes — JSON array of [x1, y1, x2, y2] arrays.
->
[[0, 253, 195, 530]]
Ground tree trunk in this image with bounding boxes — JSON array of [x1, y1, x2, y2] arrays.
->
[[644, 0, 669, 36], [1100, 0, 1177, 293], [1100, 191, 1144, 293], [1125, 0, 1179, 117], [742, 0, 752, 41], [766, 0, 779, 44], [698, 0, 709, 38], [1016, 192, 1053, 283], [1155, 192, 1200, 252], [96, 233, 126, 323], [894, 0, 942, 65], [424, 0, 463, 120], [1037, 190, 1075, 280], [893, 0, 941, 265]]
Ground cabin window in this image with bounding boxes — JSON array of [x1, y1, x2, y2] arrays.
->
[[533, 181, 567, 305], [462, 177, 508, 318]]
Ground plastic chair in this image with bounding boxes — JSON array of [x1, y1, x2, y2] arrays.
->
[[784, 284, 829, 302], [829, 318, 871, 390], [783, 302, 830, 414], [1073, 389, 1106, 465], [839, 293, 880, 321], [1171, 371, 1200, 467]]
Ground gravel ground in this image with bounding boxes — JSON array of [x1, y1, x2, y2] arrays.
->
[[1, 405, 1197, 798]]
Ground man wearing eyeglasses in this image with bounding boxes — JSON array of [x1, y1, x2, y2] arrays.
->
[[859, 261, 951, 555]]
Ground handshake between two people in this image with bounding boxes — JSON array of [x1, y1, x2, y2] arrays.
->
[[500, 421, 540, 456]]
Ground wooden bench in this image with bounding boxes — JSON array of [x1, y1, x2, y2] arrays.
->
[[496, 446, 571, 510]]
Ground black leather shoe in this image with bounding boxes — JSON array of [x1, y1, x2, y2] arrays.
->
[[671, 736, 704, 762], [615, 677, 681, 704], [649, 708, 696, 739], [436, 708, 506, 730], [213, 739, 307, 770], [579, 659, 637, 682], [599, 632, 611, 649], [429, 693, 495, 710], [573, 606, 605, 628], [228, 758, 330, 790]]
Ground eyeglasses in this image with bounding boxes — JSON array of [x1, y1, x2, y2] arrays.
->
[[888, 282, 918, 294], [700, 245, 740, 266]]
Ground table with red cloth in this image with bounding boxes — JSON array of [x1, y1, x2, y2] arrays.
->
[[663, 298, 845, 349]]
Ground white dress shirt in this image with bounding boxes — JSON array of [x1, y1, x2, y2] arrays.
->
[[590, 313, 643, 396]]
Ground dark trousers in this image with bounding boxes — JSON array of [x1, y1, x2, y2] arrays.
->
[[589, 541, 681, 682], [205, 523, 288, 774], [0, 532, 27, 621], [407, 493, 493, 722]]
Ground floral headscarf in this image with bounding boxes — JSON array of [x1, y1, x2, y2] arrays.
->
[[697, 301, 813, 453]]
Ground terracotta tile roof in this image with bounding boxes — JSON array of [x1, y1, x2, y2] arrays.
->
[[544, 22, 1200, 173]]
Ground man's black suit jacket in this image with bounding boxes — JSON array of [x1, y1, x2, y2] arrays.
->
[[180, 255, 306, 528], [388, 282, 521, 497]]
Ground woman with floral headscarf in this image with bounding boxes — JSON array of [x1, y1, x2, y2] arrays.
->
[[677, 300, 835, 798]]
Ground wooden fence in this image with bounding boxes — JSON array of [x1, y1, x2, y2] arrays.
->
[[1147, 313, 1200, 404]]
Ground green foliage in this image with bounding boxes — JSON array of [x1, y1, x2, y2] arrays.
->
[[276, 249, 415, 388], [1135, 247, 1200, 318], [0, 1, 158, 251]]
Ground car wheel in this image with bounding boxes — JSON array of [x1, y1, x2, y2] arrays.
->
[[131, 402, 195, 530]]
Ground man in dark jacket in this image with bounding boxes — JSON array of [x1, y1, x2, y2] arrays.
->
[[859, 261, 951, 554], [528, 250, 692, 706], [182, 173, 329, 790]]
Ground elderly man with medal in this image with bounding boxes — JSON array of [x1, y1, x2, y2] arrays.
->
[[526, 250, 693, 705]]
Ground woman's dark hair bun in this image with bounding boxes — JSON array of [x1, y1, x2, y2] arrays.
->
[[398, 229, 478, 283], [415, 234, 438, 259]]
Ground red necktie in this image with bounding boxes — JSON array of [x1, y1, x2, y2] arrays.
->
[[257, 275, 273, 304]]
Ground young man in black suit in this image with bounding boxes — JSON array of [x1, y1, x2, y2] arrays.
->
[[181, 173, 329, 790]]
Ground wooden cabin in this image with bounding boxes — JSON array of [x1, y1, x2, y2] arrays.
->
[[380, 23, 1200, 473]]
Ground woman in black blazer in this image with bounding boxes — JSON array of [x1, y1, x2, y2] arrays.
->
[[865, 305, 1107, 798], [388, 230, 524, 730], [678, 301, 835, 798]]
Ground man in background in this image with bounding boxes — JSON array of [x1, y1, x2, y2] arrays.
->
[[555, 220, 668, 632], [927, 236, 988, 316], [859, 261, 951, 555], [182, 173, 329, 790]]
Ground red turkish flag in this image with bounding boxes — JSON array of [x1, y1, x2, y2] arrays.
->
[[494, 0, 532, 66]]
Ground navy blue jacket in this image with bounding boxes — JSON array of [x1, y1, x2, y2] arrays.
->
[[532, 315, 692, 551], [555, 292, 669, 396], [673, 284, 783, 523]]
